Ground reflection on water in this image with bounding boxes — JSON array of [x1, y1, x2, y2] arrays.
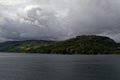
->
[[0, 53, 119, 80]]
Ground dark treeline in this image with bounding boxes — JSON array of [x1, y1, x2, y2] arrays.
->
[[0, 35, 120, 54]]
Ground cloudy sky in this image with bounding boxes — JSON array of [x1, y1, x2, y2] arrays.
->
[[0, 0, 120, 42]]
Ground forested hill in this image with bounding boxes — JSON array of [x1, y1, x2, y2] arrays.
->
[[0, 35, 120, 54]]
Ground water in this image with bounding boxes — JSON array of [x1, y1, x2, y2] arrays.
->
[[0, 53, 119, 80]]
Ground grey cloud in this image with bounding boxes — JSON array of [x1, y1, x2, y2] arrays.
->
[[0, 0, 120, 42]]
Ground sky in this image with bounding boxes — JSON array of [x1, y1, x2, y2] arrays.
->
[[0, 0, 120, 42]]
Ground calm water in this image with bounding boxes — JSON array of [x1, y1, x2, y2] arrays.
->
[[0, 53, 119, 80]]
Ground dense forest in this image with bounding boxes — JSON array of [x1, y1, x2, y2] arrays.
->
[[0, 35, 120, 54]]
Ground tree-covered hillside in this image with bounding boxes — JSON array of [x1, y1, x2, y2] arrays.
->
[[34, 35, 118, 54], [0, 40, 54, 52], [0, 35, 120, 54]]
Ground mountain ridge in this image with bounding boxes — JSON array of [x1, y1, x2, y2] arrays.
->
[[0, 35, 120, 54]]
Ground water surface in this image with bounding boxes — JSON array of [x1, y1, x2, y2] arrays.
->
[[0, 53, 119, 80]]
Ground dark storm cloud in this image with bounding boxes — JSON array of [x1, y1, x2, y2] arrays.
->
[[0, 0, 120, 42]]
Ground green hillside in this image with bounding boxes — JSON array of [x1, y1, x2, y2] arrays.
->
[[0, 35, 120, 54], [34, 35, 118, 54], [0, 40, 54, 52]]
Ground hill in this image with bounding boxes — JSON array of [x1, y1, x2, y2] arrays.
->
[[0, 35, 120, 54], [0, 40, 54, 52]]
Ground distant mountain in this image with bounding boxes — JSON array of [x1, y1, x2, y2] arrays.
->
[[0, 35, 120, 54], [0, 40, 54, 52]]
